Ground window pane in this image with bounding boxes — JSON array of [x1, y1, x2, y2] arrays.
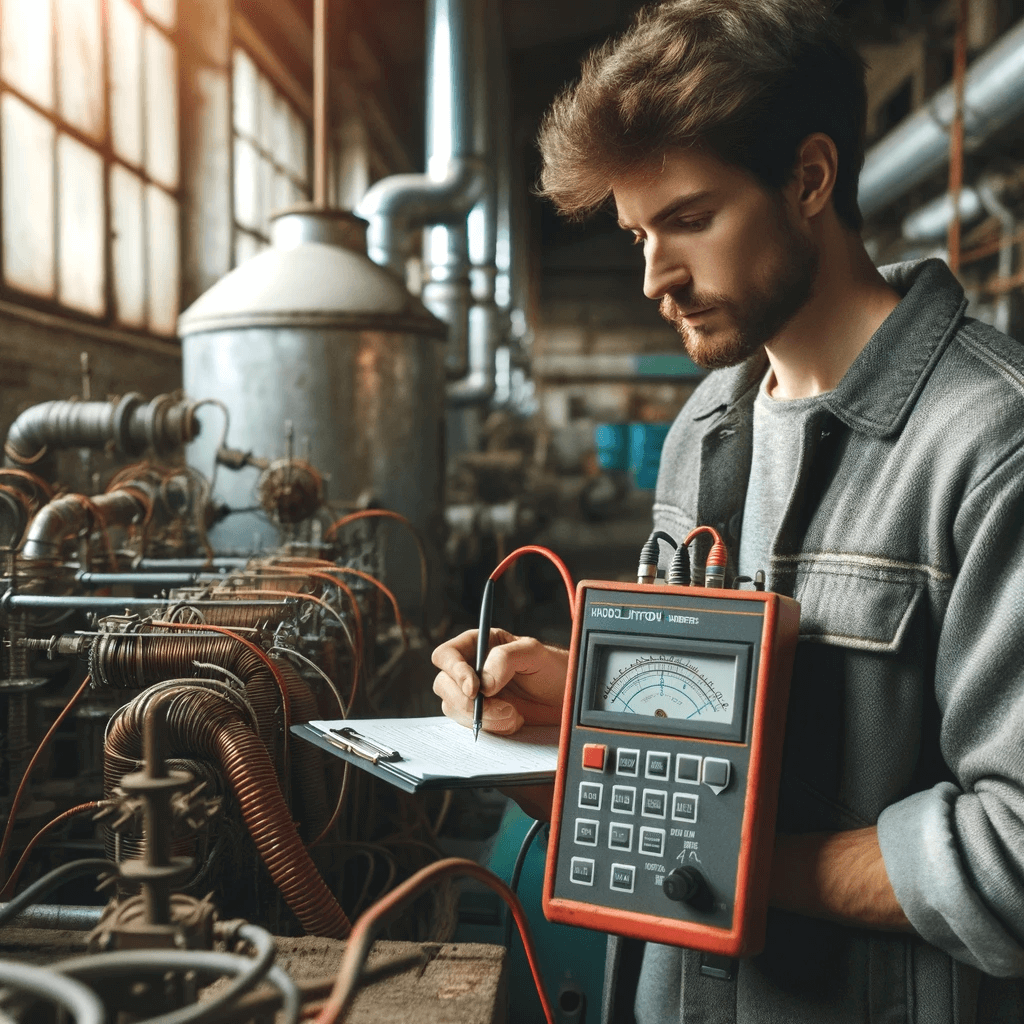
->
[[111, 164, 145, 326], [57, 134, 105, 315], [109, 0, 143, 165], [142, 0, 176, 30], [259, 152, 274, 232], [1, 0, 53, 110], [144, 25, 178, 189], [56, 0, 103, 139], [232, 47, 258, 139], [288, 105, 308, 182], [257, 71, 274, 153], [1, 94, 55, 297], [234, 229, 262, 267], [147, 185, 179, 334], [273, 169, 293, 215], [271, 91, 290, 168], [233, 136, 260, 230]]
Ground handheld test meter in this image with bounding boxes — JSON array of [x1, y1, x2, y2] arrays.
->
[[542, 535, 799, 958]]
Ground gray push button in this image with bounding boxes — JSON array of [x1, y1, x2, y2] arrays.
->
[[571, 857, 595, 885], [579, 781, 603, 810], [646, 751, 670, 779], [616, 748, 640, 776], [610, 863, 636, 893], [642, 789, 668, 819], [608, 822, 633, 851], [702, 757, 731, 795], [676, 753, 702, 784], [575, 818, 599, 846], [640, 827, 666, 856], [672, 792, 699, 823], [611, 785, 636, 814]]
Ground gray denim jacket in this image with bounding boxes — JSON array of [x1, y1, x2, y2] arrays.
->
[[607, 259, 1024, 1024]]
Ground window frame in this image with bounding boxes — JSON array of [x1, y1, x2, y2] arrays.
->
[[230, 22, 313, 266], [0, 0, 182, 337]]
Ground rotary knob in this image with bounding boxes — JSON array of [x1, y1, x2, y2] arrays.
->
[[663, 866, 712, 910]]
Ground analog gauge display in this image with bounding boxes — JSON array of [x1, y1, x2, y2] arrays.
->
[[595, 649, 738, 726]]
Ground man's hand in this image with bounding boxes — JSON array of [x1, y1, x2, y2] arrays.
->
[[769, 827, 911, 931], [431, 628, 569, 735]]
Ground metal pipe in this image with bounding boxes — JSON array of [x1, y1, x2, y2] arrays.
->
[[21, 486, 153, 561], [136, 558, 247, 571], [977, 180, 1016, 333], [902, 186, 984, 241], [355, 0, 487, 281], [3, 594, 173, 611], [3, 394, 199, 481], [0, 903, 103, 929], [77, 572, 221, 587], [313, 0, 328, 207], [447, 0, 503, 405], [859, 15, 1024, 219]]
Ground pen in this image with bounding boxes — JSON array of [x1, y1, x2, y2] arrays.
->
[[473, 578, 495, 742]]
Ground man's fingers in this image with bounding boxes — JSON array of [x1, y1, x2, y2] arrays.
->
[[479, 635, 549, 695], [431, 628, 481, 696], [439, 696, 524, 734], [433, 671, 473, 714], [431, 628, 525, 698]]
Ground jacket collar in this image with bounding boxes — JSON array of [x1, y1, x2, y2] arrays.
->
[[687, 258, 967, 438]]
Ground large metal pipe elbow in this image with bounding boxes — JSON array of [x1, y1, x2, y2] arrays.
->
[[4, 394, 200, 480], [21, 485, 153, 561], [356, 157, 487, 275]]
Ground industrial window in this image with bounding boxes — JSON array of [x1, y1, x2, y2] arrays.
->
[[0, 0, 181, 335], [231, 46, 311, 266]]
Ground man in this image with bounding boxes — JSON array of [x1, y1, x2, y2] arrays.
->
[[432, 1, 1024, 1020]]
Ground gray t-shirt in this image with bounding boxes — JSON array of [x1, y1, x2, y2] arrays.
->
[[737, 373, 827, 586], [636, 372, 826, 1024]]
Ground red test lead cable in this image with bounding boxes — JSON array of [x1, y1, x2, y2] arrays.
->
[[683, 525, 728, 588]]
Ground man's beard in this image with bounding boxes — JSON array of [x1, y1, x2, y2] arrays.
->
[[658, 227, 819, 370]]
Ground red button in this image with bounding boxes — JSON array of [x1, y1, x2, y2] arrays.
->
[[582, 743, 607, 772]]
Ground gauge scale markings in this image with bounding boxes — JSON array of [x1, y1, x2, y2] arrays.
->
[[599, 652, 737, 725]]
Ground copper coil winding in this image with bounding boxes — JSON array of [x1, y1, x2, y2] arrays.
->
[[276, 659, 331, 841], [105, 684, 351, 938], [90, 631, 284, 761]]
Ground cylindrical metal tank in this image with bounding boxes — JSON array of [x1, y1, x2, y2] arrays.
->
[[178, 208, 446, 576]]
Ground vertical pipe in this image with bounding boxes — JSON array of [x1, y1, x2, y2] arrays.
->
[[313, 0, 329, 207], [946, 0, 969, 273]]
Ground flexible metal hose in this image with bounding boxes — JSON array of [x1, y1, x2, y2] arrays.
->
[[105, 685, 351, 938], [0, 960, 105, 1024]]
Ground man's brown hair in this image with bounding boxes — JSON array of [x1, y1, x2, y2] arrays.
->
[[538, 0, 867, 229]]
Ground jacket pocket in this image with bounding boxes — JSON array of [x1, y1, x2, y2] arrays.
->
[[771, 553, 930, 653]]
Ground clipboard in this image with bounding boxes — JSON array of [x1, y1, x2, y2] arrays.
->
[[292, 717, 559, 794]]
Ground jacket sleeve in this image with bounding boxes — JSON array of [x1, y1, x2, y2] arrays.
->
[[878, 441, 1024, 976]]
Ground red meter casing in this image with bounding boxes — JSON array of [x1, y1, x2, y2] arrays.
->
[[542, 580, 799, 958]]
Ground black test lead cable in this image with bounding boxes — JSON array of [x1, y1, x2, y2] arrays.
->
[[472, 546, 577, 741], [473, 578, 495, 741]]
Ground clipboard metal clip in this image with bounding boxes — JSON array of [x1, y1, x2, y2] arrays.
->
[[328, 727, 402, 764]]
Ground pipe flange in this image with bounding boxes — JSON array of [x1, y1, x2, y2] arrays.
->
[[112, 393, 145, 456]]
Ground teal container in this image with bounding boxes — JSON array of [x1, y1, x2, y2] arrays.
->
[[487, 803, 606, 1022], [594, 423, 630, 472], [629, 422, 671, 490]]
